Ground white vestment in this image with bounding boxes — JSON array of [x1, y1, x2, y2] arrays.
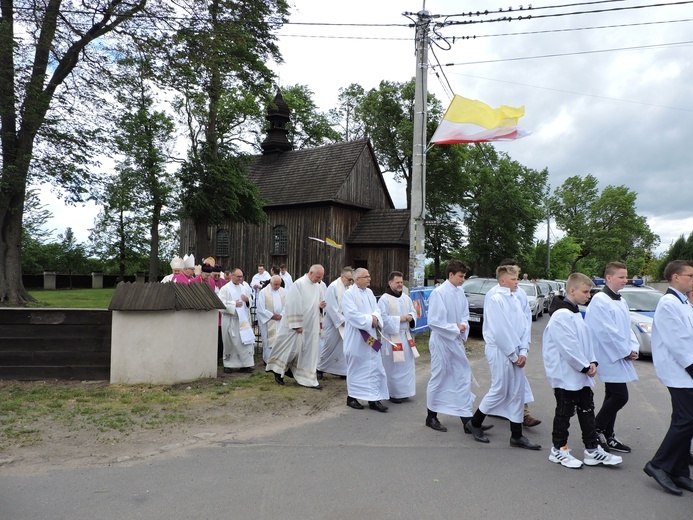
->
[[219, 281, 256, 368], [256, 285, 285, 363], [161, 273, 174, 283], [342, 285, 388, 401], [317, 277, 348, 376], [584, 290, 639, 383], [378, 292, 418, 399], [280, 272, 294, 290], [426, 280, 475, 416], [479, 286, 534, 423], [265, 274, 321, 387]]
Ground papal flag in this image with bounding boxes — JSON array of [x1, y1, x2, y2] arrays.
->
[[430, 95, 530, 144]]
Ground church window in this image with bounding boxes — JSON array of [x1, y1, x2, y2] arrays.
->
[[272, 225, 288, 255], [216, 229, 230, 257]]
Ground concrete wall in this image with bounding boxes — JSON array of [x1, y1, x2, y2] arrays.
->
[[110, 310, 218, 385]]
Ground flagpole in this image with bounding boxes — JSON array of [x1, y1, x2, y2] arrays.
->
[[408, 9, 430, 290]]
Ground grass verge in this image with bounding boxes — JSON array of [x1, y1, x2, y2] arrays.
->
[[27, 288, 116, 308]]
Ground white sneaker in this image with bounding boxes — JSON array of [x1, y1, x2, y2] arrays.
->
[[549, 446, 583, 469], [583, 446, 623, 466]]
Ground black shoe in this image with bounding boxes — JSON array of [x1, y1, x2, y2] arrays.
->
[[274, 372, 284, 385], [347, 397, 364, 409], [389, 397, 404, 404], [510, 436, 542, 450], [310, 384, 323, 390], [670, 475, 693, 493], [466, 422, 490, 443], [285, 368, 294, 379], [463, 422, 494, 435], [606, 435, 631, 453], [425, 416, 447, 432], [340, 375, 347, 380], [223, 367, 232, 374], [239, 367, 254, 373], [316, 370, 324, 380], [368, 401, 388, 413], [644, 462, 683, 495]]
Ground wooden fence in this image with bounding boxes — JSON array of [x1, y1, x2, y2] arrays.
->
[[0, 309, 111, 380]]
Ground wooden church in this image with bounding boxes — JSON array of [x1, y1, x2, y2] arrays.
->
[[180, 91, 410, 292]]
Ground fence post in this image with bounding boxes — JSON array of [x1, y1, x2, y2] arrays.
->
[[43, 271, 57, 290], [92, 271, 104, 289]]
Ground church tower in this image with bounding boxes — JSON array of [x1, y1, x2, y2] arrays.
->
[[260, 90, 293, 154]]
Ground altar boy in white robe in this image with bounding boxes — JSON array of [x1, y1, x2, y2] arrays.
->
[[467, 264, 540, 450], [379, 271, 418, 403], [425, 260, 485, 434], [265, 265, 325, 389], [256, 275, 285, 364], [317, 267, 354, 378], [343, 268, 389, 412], [219, 268, 255, 373]]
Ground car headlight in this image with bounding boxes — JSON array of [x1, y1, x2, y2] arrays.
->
[[636, 322, 652, 334]]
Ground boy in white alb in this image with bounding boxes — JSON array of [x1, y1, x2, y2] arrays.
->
[[543, 273, 623, 468], [584, 261, 639, 453]]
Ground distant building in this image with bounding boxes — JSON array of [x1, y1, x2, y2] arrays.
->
[[180, 91, 410, 293]]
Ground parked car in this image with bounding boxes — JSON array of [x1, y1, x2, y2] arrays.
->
[[518, 282, 545, 321], [460, 277, 497, 330], [535, 280, 555, 312], [580, 285, 664, 356]]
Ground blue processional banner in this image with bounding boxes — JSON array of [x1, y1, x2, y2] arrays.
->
[[409, 286, 434, 334]]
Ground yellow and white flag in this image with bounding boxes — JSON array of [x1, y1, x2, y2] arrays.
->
[[430, 95, 530, 144]]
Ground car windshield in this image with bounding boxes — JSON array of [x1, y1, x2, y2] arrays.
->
[[518, 284, 536, 296], [462, 278, 496, 295], [620, 290, 664, 311]]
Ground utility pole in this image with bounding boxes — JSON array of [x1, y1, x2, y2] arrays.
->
[[408, 9, 431, 289], [546, 212, 551, 276]]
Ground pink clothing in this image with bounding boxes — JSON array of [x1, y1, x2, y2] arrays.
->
[[172, 273, 194, 284]]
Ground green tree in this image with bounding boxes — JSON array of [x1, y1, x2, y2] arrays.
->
[[163, 0, 288, 257], [278, 84, 341, 149], [0, 1, 149, 304], [108, 52, 176, 281], [330, 84, 366, 141], [460, 145, 548, 277], [550, 174, 659, 273]]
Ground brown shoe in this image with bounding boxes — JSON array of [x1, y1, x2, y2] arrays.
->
[[523, 415, 541, 427]]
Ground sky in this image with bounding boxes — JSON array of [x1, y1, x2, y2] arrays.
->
[[41, 0, 693, 254]]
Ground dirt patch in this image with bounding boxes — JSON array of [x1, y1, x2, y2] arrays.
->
[[0, 342, 486, 476]]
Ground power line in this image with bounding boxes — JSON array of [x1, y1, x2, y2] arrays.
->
[[436, 40, 693, 66], [442, 72, 693, 112], [439, 16, 693, 41]]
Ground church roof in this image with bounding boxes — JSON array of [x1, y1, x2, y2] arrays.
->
[[248, 139, 394, 208], [346, 209, 410, 246]]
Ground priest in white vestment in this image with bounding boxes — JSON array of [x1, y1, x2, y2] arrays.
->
[[378, 271, 417, 402], [219, 268, 256, 373], [317, 267, 354, 378], [343, 268, 389, 412], [280, 264, 293, 290], [425, 260, 477, 433], [265, 265, 326, 389], [468, 264, 540, 450], [256, 275, 285, 364]]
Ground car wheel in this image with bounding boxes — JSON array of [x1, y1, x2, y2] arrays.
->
[[532, 311, 538, 322], [538, 308, 543, 318]]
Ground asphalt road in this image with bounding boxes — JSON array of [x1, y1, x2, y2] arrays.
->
[[1, 318, 691, 519]]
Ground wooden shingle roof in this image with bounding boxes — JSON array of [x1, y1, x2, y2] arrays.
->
[[346, 209, 410, 246], [248, 139, 393, 208], [109, 282, 225, 311]]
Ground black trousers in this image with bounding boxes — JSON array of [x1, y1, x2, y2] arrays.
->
[[651, 387, 693, 478], [595, 382, 629, 437], [552, 387, 598, 450]]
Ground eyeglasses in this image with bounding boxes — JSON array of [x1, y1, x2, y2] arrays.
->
[[344, 277, 354, 283], [677, 273, 693, 278], [359, 275, 371, 279]]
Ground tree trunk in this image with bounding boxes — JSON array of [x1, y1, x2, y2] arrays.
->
[[148, 204, 161, 282]]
